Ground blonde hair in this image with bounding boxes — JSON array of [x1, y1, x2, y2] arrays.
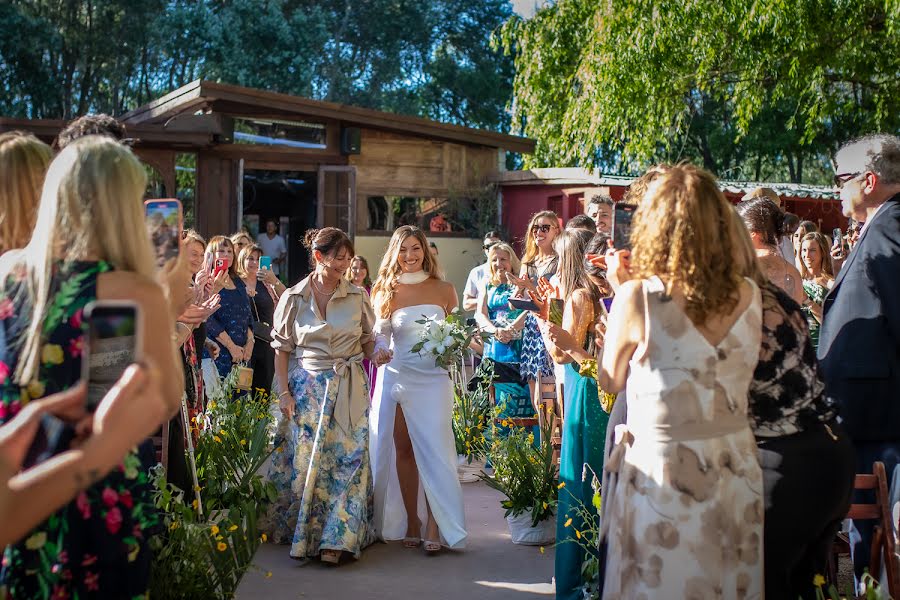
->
[[522, 210, 560, 265], [230, 232, 252, 248], [0, 132, 53, 254], [371, 226, 443, 318], [237, 243, 262, 278], [553, 228, 594, 297], [9, 136, 154, 384], [798, 232, 835, 280], [630, 164, 745, 324], [487, 243, 521, 285], [206, 235, 239, 279]]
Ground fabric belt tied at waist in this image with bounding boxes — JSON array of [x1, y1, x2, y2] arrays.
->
[[299, 352, 367, 433]]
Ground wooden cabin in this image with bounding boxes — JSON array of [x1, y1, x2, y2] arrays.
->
[[1, 80, 534, 290]]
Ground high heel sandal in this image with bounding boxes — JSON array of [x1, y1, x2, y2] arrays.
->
[[423, 539, 442, 555], [403, 520, 422, 548], [319, 549, 341, 564]]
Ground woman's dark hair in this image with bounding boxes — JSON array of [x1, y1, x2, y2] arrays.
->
[[736, 197, 790, 246], [797, 220, 818, 234], [56, 114, 127, 150], [303, 227, 354, 265], [584, 233, 612, 297]]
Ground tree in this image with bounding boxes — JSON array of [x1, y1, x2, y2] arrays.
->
[[497, 0, 900, 183]]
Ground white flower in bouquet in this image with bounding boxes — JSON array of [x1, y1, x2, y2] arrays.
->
[[412, 308, 479, 370]]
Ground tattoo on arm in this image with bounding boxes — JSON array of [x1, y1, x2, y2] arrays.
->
[[74, 467, 103, 489]]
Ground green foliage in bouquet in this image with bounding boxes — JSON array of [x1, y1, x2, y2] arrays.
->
[[452, 362, 494, 463], [480, 412, 558, 527], [411, 309, 479, 371], [149, 370, 277, 599]]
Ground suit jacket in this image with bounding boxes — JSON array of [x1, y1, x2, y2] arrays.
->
[[818, 195, 900, 441]]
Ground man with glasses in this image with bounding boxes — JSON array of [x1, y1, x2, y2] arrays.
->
[[462, 231, 503, 311], [819, 134, 900, 578]]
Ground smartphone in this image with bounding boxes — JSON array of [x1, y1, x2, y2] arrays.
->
[[508, 297, 540, 312], [601, 297, 614, 314], [212, 258, 229, 277], [203, 251, 214, 274], [259, 255, 272, 271], [144, 199, 183, 268], [22, 414, 72, 468], [548, 298, 564, 326], [83, 301, 141, 412], [612, 204, 637, 251]]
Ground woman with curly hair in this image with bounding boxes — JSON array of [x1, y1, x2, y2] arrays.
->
[[595, 164, 764, 598]]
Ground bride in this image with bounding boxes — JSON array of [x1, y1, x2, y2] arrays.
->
[[370, 226, 467, 553]]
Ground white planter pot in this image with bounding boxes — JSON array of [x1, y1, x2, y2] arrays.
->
[[506, 511, 555, 545], [456, 455, 486, 483]]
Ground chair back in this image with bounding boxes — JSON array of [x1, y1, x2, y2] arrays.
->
[[846, 462, 899, 597]]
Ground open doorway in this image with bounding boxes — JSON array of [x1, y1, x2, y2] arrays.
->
[[241, 169, 317, 285]]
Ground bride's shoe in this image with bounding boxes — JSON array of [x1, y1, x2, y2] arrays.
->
[[320, 549, 341, 564], [403, 520, 422, 548], [423, 539, 442, 555]]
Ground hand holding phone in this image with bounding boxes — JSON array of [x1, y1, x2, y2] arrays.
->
[[259, 255, 272, 271], [83, 301, 141, 412], [508, 297, 541, 312], [612, 204, 637, 251]]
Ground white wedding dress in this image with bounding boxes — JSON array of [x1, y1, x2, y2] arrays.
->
[[370, 304, 467, 548]]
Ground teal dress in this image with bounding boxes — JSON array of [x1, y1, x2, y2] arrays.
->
[[556, 358, 608, 599]]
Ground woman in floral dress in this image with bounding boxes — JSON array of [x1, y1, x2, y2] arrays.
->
[[0, 136, 183, 599], [264, 228, 390, 564], [798, 232, 835, 350]]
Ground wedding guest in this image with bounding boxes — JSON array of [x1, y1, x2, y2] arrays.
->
[[203, 236, 254, 381], [537, 231, 609, 600], [506, 212, 559, 411], [0, 132, 52, 255], [264, 227, 390, 564], [585, 194, 613, 234], [237, 243, 284, 396], [346, 255, 372, 291], [0, 136, 183, 598], [792, 220, 819, 270], [820, 134, 900, 575], [596, 164, 764, 597], [798, 232, 835, 351], [370, 226, 466, 554], [564, 214, 597, 232], [230, 232, 253, 260], [462, 231, 503, 311], [55, 113, 126, 150], [475, 243, 527, 382], [738, 197, 805, 304], [257, 219, 287, 279]]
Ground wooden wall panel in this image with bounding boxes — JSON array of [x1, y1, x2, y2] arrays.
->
[[196, 152, 235, 239], [134, 149, 177, 198]]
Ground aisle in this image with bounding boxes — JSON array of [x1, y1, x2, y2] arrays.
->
[[236, 481, 556, 599]]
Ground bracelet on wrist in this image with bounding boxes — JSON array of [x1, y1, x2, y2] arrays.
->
[[278, 391, 291, 399]]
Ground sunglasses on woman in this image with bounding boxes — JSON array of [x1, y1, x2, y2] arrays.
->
[[531, 224, 555, 234]]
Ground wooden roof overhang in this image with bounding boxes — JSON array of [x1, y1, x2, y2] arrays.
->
[[121, 80, 536, 154], [0, 117, 216, 149]]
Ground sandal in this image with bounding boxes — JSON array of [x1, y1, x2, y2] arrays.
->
[[319, 549, 341, 564], [423, 539, 442, 555], [402, 536, 421, 548]]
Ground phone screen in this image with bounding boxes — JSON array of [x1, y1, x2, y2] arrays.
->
[[548, 298, 564, 326], [259, 255, 272, 271], [612, 204, 637, 251], [84, 302, 140, 412], [144, 199, 182, 268]]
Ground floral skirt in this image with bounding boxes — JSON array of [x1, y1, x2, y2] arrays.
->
[[519, 313, 553, 381], [262, 365, 375, 558]]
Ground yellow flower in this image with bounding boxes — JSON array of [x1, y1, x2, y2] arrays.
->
[[210, 525, 220, 535], [539, 546, 545, 554], [265, 571, 273, 578], [813, 574, 826, 588], [564, 518, 572, 528], [558, 482, 566, 489], [240, 439, 247, 446], [169, 521, 179, 531], [219, 429, 226, 436], [41, 344, 64, 365], [575, 530, 581, 539], [208, 401, 217, 410], [217, 542, 227, 551], [216, 535, 223, 541], [194, 485, 201, 492], [261, 533, 268, 542], [25, 532, 47, 550], [228, 524, 238, 531], [192, 499, 198, 509], [542, 502, 548, 510], [213, 436, 222, 443]]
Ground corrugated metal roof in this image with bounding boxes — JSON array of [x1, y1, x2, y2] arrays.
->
[[496, 168, 838, 200]]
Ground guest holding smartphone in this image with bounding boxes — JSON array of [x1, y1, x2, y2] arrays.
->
[[203, 236, 254, 382], [0, 136, 183, 599], [237, 243, 284, 397]]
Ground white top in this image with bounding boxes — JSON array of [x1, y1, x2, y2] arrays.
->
[[257, 233, 287, 274], [463, 263, 488, 300]]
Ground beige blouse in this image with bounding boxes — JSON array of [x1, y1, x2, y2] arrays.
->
[[271, 276, 375, 360]]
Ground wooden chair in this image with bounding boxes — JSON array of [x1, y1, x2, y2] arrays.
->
[[829, 462, 899, 597]]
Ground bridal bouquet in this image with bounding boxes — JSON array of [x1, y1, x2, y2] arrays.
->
[[411, 308, 478, 371]]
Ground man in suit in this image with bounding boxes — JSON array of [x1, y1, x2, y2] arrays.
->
[[819, 133, 900, 575]]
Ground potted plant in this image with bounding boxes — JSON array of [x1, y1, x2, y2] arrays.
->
[[452, 364, 493, 482], [480, 414, 558, 545]]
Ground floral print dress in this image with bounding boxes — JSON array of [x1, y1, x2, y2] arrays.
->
[[601, 277, 764, 599], [0, 261, 158, 600]]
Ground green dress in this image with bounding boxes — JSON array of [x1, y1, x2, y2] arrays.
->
[[801, 279, 829, 350], [555, 358, 608, 600]]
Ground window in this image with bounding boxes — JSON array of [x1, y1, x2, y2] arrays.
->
[[365, 196, 489, 237], [234, 118, 327, 149]]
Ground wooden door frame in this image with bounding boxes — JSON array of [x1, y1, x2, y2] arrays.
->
[[317, 165, 357, 241]]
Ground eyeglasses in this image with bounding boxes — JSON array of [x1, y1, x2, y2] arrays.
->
[[531, 224, 555, 234], [833, 172, 864, 188], [482, 242, 498, 250]]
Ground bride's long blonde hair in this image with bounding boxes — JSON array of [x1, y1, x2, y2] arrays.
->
[[371, 226, 443, 318]]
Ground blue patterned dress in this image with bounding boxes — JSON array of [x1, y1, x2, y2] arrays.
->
[[262, 277, 376, 559], [203, 276, 253, 378], [519, 256, 558, 381]]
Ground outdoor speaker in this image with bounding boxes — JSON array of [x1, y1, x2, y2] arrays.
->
[[341, 127, 361, 155]]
